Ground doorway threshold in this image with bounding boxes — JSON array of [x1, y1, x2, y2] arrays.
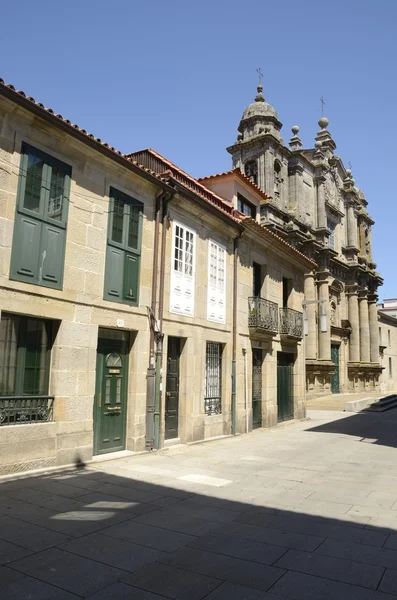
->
[[91, 449, 146, 463]]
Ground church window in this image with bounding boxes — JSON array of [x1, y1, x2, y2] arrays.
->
[[389, 357, 392, 379], [244, 161, 258, 186], [274, 160, 282, 196], [327, 219, 336, 250], [237, 194, 257, 219], [388, 330, 391, 347]]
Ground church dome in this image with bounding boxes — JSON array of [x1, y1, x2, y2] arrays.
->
[[240, 85, 278, 121]]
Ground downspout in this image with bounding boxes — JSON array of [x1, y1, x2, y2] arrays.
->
[[232, 232, 242, 435], [146, 191, 164, 450], [153, 192, 173, 449]]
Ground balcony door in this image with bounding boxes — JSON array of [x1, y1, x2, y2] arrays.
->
[[277, 352, 294, 422], [253, 262, 262, 297]]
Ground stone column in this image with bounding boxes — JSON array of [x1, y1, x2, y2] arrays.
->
[[317, 274, 331, 361], [316, 178, 327, 229], [346, 202, 357, 248], [304, 272, 317, 359], [368, 295, 379, 363], [359, 290, 370, 363], [347, 288, 360, 362]]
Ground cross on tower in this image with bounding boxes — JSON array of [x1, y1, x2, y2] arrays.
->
[[257, 67, 263, 86], [320, 96, 326, 116]]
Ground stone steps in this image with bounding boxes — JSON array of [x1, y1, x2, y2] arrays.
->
[[363, 394, 397, 413]]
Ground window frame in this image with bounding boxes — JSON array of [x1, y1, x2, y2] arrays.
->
[[207, 240, 226, 324], [237, 193, 257, 219], [169, 220, 196, 317], [0, 313, 53, 397], [10, 143, 71, 290], [104, 187, 144, 306], [17, 143, 71, 229]]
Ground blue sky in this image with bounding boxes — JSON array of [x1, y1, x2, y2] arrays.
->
[[2, 0, 395, 298]]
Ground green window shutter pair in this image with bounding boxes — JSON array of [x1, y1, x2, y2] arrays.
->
[[104, 188, 143, 306], [10, 144, 71, 290]]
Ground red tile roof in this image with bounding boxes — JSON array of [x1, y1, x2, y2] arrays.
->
[[1, 77, 316, 270], [198, 168, 271, 203]]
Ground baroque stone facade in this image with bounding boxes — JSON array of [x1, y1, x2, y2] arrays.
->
[[224, 85, 383, 397]]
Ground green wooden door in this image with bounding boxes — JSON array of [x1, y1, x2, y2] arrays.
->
[[277, 352, 294, 422], [94, 334, 129, 455], [165, 337, 180, 440], [252, 348, 262, 429], [330, 344, 340, 394]]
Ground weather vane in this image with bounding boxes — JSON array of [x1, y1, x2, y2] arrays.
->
[[257, 67, 263, 86], [320, 96, 326, 116]]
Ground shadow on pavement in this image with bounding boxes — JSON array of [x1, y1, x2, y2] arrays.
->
[[1, 459, 397, 599], [306, 408, 397, 449]]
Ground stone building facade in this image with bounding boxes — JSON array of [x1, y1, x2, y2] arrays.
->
[[378, 312, 397, 394], [220, 85, 383, 398], [0, 79, 314, 475]]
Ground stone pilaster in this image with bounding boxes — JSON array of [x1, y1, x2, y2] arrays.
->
[[358, 290, 370, 363], [317, 273, 331, 361], [368, 294, 380, 363], [346, 202, 357, 248], [347, 287, 360, 362], [316, 177, 326, 229], [304, 272, 317, 359]]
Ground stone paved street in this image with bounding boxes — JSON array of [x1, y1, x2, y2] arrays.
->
[[2, 409, 397, 599]]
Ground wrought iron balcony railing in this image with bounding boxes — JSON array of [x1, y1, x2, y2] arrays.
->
[[279, 307, 303, 338], [0, 396, 54, 426], [248, 297, 279, 333]]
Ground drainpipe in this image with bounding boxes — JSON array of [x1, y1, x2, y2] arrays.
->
[[232, 233, 242, 435], [153, 194, 173, 449], [145, 191, 164, 450]]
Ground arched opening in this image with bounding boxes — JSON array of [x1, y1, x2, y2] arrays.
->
[[244, 160, 258, 186], [274, 160, 282, 197]]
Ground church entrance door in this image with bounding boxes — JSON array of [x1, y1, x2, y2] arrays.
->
[[331, 344, 340, 394]]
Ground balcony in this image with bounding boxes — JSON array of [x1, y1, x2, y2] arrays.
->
[[248, 297, 278, 335], [0, 396, 54, 426], [279, 307, 303, 339]]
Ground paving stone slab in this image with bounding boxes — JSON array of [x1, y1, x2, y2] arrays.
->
[[275, 548, 384, 589], [189, 533, 287, 565], [236, 512, 388, 546], [160, 546, 285, 592], [203, 581, 288, 599], [316, 538, 397, 570], [378, 568, 397, 594], [133, 507, 222, 536], [103, 520, 195, 552], [123, 562, 222, 599], [0, 565, 80, 599], [59, 531, 166, 572], [0, 539, 32, 565], [215, 520, 324, 552], [269, 570, 396, 600], [8, 547, 126, 597], [85, 582, 168, 599], [0, 515, 53, 543]]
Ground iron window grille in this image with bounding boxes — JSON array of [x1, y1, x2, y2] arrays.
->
[[205, 342, 222, 416], [0, 396, 54, 426]]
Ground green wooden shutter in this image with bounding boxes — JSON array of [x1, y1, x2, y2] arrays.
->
[[104, 246, 124, 301], [10, 214, 41, 282], [124, 253, 140, 303], [39, 223, 66, 288]]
